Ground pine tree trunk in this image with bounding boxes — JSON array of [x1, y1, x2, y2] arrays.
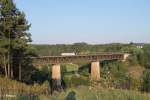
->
[[4, 55, 8, 78], [19, 63, 21, 81], [10, 65, 14, 79], [8, 64, 10, 78], [7, 54, 10, 78]]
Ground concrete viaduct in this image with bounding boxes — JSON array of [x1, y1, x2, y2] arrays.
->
[[31, 53, 129, 81]]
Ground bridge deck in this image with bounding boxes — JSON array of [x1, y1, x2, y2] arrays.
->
[[32, 53, 124, 65]]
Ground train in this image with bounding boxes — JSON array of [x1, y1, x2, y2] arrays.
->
[[61, 52, 76, 56]]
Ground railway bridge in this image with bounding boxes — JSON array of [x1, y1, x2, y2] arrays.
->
[[31, 53, 129, 81]]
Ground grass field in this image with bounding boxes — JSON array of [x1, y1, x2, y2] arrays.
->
[[0, 77, 150, 100], [40, 86, 150, 100]]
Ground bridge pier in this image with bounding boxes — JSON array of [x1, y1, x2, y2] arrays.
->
[[51, 64, 62, 91], [91, 61, 100, 80], [52, 64, 61, 80]]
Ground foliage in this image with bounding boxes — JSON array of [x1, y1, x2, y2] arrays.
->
[[139, 45, 150, 66], [30, 70, 49, 84], [78, 63, 90, 77], [101, 61, 132, 89], [0, 0, 32, 80], [142, 68, 150, 92], [32, 43, 132, 56], [63, 75, 90, 87], [61, 63, 78, 73], [127, 44, 150, 67], [127, 55, 139, 66]]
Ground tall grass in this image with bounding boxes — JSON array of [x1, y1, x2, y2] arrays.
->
[[0, 77, 50, 96], [0, 77, 150, 100], [46, 86, 150, 100]]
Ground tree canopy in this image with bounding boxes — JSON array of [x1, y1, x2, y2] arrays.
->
[[0, 0, 32, 80]]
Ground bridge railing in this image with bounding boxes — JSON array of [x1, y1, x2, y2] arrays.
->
[[31, 53, 125, 65]]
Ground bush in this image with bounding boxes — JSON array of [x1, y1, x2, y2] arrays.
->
[[127, 55, 139, 66], [101, 61, 133, 89], [62, 64, 78, 73], [63, 75, 90, 87], [102, 61, 127, 79], [128, 77, 142, 90], [78, 64, 90, 77], [142, 69, 150, 92]]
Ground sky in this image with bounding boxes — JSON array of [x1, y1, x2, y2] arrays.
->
[[14, 0, 150, 44]]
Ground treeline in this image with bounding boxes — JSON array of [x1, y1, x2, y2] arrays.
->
[[32, 42, 143, 56]]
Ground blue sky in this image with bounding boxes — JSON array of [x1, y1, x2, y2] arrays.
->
[[14, 0, 150, 44]]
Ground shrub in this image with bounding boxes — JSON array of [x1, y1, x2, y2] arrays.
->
[[128, 77, 142, 90], [63, 75, 90, 87], [62, 64, 78, 73], [142, 69, 150, 92], [101, 61, 133, 89]]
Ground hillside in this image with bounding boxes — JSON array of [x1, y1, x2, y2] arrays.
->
[[47, 86, 150, 100], [0, 77, 150, 100]]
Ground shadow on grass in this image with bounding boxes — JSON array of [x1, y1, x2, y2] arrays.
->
[[65, 91, 76, 100]]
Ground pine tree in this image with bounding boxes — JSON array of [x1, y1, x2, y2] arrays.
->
[[0, 0, 31, 79]]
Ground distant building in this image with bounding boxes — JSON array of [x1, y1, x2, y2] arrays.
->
[[130, 42, 144, 49], [134, 43, 144, 49], [136, 45, 143, 49], [61, 53, 76, 56]]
